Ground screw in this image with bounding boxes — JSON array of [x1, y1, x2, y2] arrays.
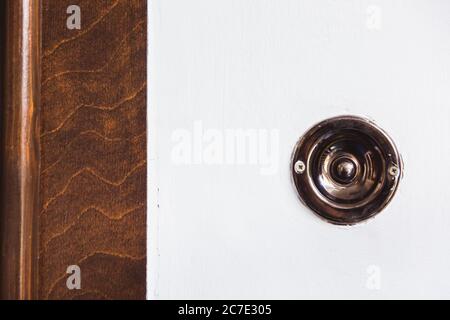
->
[[388, 165, 399, 177], [295, 160, 306, 174]]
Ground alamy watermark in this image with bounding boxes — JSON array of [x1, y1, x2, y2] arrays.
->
[[366, 264, 381, 290], [366, 5, 382, 31], [171, 121, 280, 175], [67, 5, 81, 30], [66, 265, 81, 290]]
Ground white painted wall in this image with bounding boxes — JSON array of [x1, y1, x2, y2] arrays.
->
[[148, 0, 450, 299]]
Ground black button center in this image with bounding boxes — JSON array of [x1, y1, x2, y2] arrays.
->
[[331, 157, 357, 184]]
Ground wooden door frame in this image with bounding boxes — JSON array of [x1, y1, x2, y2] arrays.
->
[[0, 0, 41, 300], [1, 0, 147, 301]]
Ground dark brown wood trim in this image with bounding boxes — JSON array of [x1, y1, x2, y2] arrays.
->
[[0, 0, 146, 300], [0, 0, 41, 300], [38, 0, 146, 300]]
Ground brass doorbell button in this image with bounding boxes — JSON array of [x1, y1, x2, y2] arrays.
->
[[291, 115, 403, 225]]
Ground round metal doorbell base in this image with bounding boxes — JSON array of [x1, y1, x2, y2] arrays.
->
[[291, 115, 403, 225]]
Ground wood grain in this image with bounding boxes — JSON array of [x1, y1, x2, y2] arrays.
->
[[39, 0, 147, 300], [0, 0, 41, 300]]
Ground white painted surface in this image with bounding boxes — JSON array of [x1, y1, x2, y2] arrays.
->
[[148, 0, 450, 299]]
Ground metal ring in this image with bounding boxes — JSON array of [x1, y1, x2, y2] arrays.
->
[[291, 115, 403, 225]]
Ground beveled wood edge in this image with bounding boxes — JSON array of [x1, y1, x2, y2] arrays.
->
[[0, 0, 41, 300]]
